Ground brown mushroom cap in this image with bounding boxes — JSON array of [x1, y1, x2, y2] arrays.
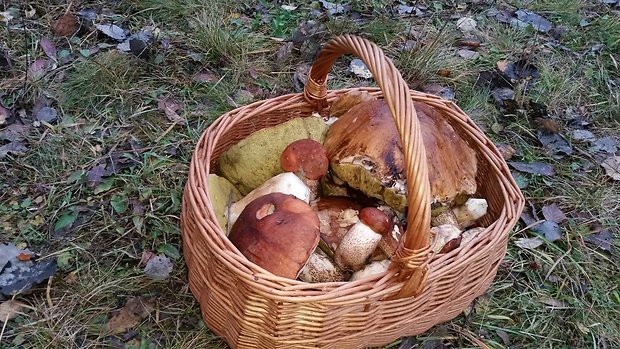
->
[[280, 139, 329, 180], [359, 207, 392, 235], [228, 192, 320, 279], [315, 197, 363, 252], [324, 99, 478, 212]]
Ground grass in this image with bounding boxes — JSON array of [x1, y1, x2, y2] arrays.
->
[[1, 0, 619, 348]]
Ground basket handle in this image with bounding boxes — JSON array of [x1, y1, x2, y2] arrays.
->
[[304, 35, 432, 299]]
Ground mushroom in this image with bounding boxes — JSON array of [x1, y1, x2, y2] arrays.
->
[[329, 90, 377, 118], [452, 198, 488, 228], [227, 172, 311, 227], [334, 207, 392, 271], [349, 259, 391, 281], [206, 174, 243, 234], [323, 99, 478, 213], [228, 192, 320, 279], [280, 139, 329, 201], [314, 197, 363, 257], [217, 117, 328, 195], [299, 250, 349, 283], [430, 224, 462, 254], [461, 227, 486, 246]]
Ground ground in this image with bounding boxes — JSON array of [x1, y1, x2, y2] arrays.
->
[[0, 0, 619, 348]]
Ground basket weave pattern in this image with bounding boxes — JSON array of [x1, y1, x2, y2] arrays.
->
[[181, 35, 524, 348]]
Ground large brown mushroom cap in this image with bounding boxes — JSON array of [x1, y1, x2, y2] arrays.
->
[[228, 192, 320, 279], [324, 99, 478, 212]]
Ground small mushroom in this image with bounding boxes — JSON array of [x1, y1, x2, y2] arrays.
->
[[314, 197, 363, 256], [461, 227, 486, 246], [349, 259, 391, 281], [431, 224, 462, 254], [227, 172, 311, 227], [228, 192, 320, 279], [280, 139, 329, 201], [431, 209, 459, 227], [299, 250, 349, 283], [334, 207, 392, 271], [452, 198, 488, 228]]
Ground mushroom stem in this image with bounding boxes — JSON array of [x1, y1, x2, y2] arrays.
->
[[334, 220, 383, 271], [350, 259, 390, 281], [227, 172, 310, 227], [299, 251, 349, 283], [452, 198, 488, 228]]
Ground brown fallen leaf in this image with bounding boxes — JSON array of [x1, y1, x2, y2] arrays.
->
[[52, 13, 79, 37], [535, 117, 561, 133], [0, 300, 28, 322], [139, 250, 156, 267], [16, 252, 34, 261], [107, 297, 154, 335], [436, 69, 451, 77], [495, 143, 516, 160]]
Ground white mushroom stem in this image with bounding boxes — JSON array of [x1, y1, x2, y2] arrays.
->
[[334, 220, 383, 271], [452, 198, 488, 228], [299, 251, 349, 283], [461, 227, 485, 246], [350, 259, 390, 281], [227, 172, 310, 227]]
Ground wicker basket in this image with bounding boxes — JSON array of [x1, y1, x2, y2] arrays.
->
[[181, 35, 524, 348]]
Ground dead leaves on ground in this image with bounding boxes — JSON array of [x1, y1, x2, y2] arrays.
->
[[107, 297, 154, 335]]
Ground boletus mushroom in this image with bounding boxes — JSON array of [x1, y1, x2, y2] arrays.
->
[[228, 192, 320, 279], [280, 139, 329, 201], [324, 99, 478, 213], [227, 172, 311, 227], [334, 207, 392, 271]]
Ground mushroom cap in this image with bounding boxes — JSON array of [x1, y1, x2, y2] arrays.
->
[[359, 207, 392, 235], [228, 192, 320, 279], [324, 99, 478, 212], [280, 139, 329, 180]]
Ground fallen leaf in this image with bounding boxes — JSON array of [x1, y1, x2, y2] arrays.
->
[[0, 106, 8, 125], [349, 59, 372, 79], [503, 59, 540, 86], [508, 161, 555, 176], [0, 141, 28, 159], [542, 204, 567, 223], [584, 230, 613, 252], [292, 63, 310, 92], [40, 37, 57, 61], [601, 156, 620, 180], [513, 10, 552, 33], [319, 0, 349, 16], [138, 251, 155, 267], [538, 297, 568, 308], [0, 124, 30, 142], [457, 17, 477, 32], [458, 49, 480, 59], [16, 252, 33, 262], [96, 24, 128, 41], [52, 13, 79, 37], [422, 84, 455, 101], [28, 59, 49, 80], [0, 11, 15, 23], [396, 4, 414, 16], [538, 131, 573, 157], [514, 237, 544, 249], [589, 137, 617, 154], [512, 172, 529, 189], [535, 118, 561, 133], [458, 37, 481, 48], [157, 97, 184, 123], [34, 107, 58, 123], [0, 300, 27, 322], [193, 71, 217, 83], [291, 20, 324, 45], [230, 89, 254, 107], [0, 243, 57, 296], [276, 41, 294, 64], [144, 255, 173, 280], [496, 329, 511, 346], [495, 143, 516, 160], [107, 297, 153, 335], [572, 129, 596, 142], [536, 221, 562, 241], [77, 8, 97, 21], [87, 164, 106, 188], [491, 9, 514, 24]]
